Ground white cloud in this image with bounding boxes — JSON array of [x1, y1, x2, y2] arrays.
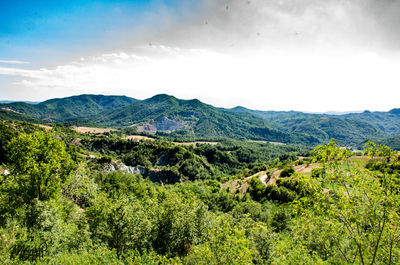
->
[[0, 45, 399, 112]]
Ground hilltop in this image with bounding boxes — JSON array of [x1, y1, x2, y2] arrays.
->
[[1, 94, 400, 148]]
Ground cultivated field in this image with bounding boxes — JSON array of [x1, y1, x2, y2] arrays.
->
[[71, 126, 117, 134]]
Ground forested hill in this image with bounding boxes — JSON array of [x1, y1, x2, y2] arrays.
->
[[1, 93, 400, 148], [0, 94, 138, 122], [93, 94, 320, 145]]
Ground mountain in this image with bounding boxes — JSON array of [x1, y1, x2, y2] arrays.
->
[[0, 93, 320, 145], [229, 107, 385, 147], [96, 94, 320, 145], [0, 94, 138, 122], [2, 93, 400, 148], [341, 110, 400, 135], [276, 116, 384, 146]]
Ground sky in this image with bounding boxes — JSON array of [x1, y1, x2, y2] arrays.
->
[[1, 0, 400, 112]]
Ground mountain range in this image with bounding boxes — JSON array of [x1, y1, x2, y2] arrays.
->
[[1, 94, 400, 148]]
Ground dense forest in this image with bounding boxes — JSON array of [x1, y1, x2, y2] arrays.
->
[[1, 120, 399, 264], [3, 94, 400, 148]]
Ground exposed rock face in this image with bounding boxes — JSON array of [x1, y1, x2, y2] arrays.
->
[[137, 116, 185, 134], [105, 163, 147, 175], [104, 162, 181, 184]]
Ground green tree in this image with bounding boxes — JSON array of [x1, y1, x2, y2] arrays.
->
[[86, 195, 153, 257], [184, 216, 256, 264], [5, 130, 73, 202], [295, 140, 400, 264], [153, 193, 210, 257]]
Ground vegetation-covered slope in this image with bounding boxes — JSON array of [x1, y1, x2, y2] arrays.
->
[[230, 107, 385, 147], [0, 94, 138, 122], [343, 109, 400, 135], [2, 94, 400, 148], [1, 120, 399, 264], [0, 109, 44, 124], [95, 94, 320, 145]]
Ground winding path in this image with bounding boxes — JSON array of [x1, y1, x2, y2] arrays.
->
[[222, 163, 320, 194]]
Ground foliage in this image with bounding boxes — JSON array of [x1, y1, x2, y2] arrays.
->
[[2, 120, 400, 264], [294, 140, 400, 264], [184, 216, 256, 265], [5, 130, 74, 202], [6, 94, 400, 148], [0, 94, 137, 122], [279, 166, 295, 178]]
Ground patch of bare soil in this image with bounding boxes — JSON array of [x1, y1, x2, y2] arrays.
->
[[247, 140, 286, 145], [1, 107, 22, 114], [267, 163, 321, 185], [223, 163, 324, 197], [71, 126, 117, 134], [267, 170, 281, 185], [221, 171, 267, 195], [173, 141, 218, 146], [37, 124, 52, 131], [349, 156, 370, 161], [221, 180, 240, 191], [268, 141, 286, 146], [294, 163, 320, 174], [125, 135, 155, 142], [70, 138, 82, 146]]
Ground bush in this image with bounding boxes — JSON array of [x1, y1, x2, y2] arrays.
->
[[279, 167, 295, 178], [311, 168, 325, 178]]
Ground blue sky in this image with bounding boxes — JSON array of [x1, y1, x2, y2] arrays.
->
[[1, 0, 400, 112], [0, 0, 188, 65]]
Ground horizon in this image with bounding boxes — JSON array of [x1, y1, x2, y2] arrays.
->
[[1, 0, 400, 112], [0, 93, 394, 114]]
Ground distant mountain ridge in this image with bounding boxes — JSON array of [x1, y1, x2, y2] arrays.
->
[[1, 93, 400, 148], [94, 94, 318, 144], [0, 94, 138, 122]]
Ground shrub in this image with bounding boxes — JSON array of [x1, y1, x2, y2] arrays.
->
[[279, 167, 295, 178]]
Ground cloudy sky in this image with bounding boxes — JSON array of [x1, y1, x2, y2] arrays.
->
[[1, 0, 400, 112]]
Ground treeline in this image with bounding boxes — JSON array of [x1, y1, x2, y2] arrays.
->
[[80, 136, 308, 181]]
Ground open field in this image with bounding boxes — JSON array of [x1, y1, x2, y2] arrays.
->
[[173, 141, 218, 146], [124, 136, 218, 145], [247, 140, 286, 145], [125, 135, 155, 141], [71, 126, 117, 134], [294, 163, 320, 174], [37, 124, 53, 131]]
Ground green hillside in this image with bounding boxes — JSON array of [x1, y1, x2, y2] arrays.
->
[[343, 110, 400, 135], [2, 94, 400, 148], [229, 107, 385, 147], [0, 94, 138, 122], [95, 94, 320, 145], [0, 109, 44, 124]]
